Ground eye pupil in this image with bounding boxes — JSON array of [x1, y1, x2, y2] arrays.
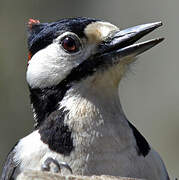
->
[[62, 36, 78, 52]]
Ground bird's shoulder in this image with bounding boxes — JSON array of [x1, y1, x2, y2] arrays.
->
[[1, 142, 19, 180], [127, 120, 151, 157]]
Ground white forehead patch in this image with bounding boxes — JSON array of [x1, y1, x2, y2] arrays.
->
[[84, 21, 119, 43]]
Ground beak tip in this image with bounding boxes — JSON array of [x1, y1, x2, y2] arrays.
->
[[156, 37, 165, 44], [155, 21, 163, 27], [135, 37, 164, 57], [145, 21, 163, 31]]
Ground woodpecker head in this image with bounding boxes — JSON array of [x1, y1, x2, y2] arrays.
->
[[26, 17, 163, 126], [27, 17, 163, 89]]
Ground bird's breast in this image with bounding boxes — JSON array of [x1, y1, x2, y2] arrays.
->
[[59, 94, 136, 175]]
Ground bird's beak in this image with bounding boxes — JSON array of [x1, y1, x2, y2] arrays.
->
[[63, 22, 164, 84], [95, 22, 164, 64]]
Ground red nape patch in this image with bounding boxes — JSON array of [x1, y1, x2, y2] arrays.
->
[[28, 18, 40, 29], [28, 52, 32, 63]]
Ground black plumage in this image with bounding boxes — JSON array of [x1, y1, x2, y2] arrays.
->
[[39, 109, 74, 155], [28, 17, 97, 57]]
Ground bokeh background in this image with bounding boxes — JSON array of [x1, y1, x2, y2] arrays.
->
[[0, 0, 178, 178]]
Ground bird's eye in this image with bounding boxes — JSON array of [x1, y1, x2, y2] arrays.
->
[[61, 36, 80, 53]]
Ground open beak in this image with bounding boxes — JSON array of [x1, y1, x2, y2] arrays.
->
[[63, 22, 164, 84], [96, 21, 164, 63]]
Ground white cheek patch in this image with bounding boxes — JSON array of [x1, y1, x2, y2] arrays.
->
[[26, 42, 80, 89], [84, 21, 119, 43], [26, 36, 95, 89], [26, 22, 119, 89]]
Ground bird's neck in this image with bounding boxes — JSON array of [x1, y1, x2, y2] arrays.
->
[[60, 83, 126, 124], [30, 77, 130, 141], [59, 82, 134, 148], [62, 80, 150, 152], [30, 79, 150, 165], [56, 84, 142, 174]]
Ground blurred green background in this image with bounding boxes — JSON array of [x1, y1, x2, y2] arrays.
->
[[0, 0, 178, 178]]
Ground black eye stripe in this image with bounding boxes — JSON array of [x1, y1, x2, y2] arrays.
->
[[29, 33, 56, 57], [29, 33, 81, 58], [28, 18, 98, 58]]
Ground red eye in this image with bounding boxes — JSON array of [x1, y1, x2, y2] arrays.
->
[[61, 36, 80, 53]]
